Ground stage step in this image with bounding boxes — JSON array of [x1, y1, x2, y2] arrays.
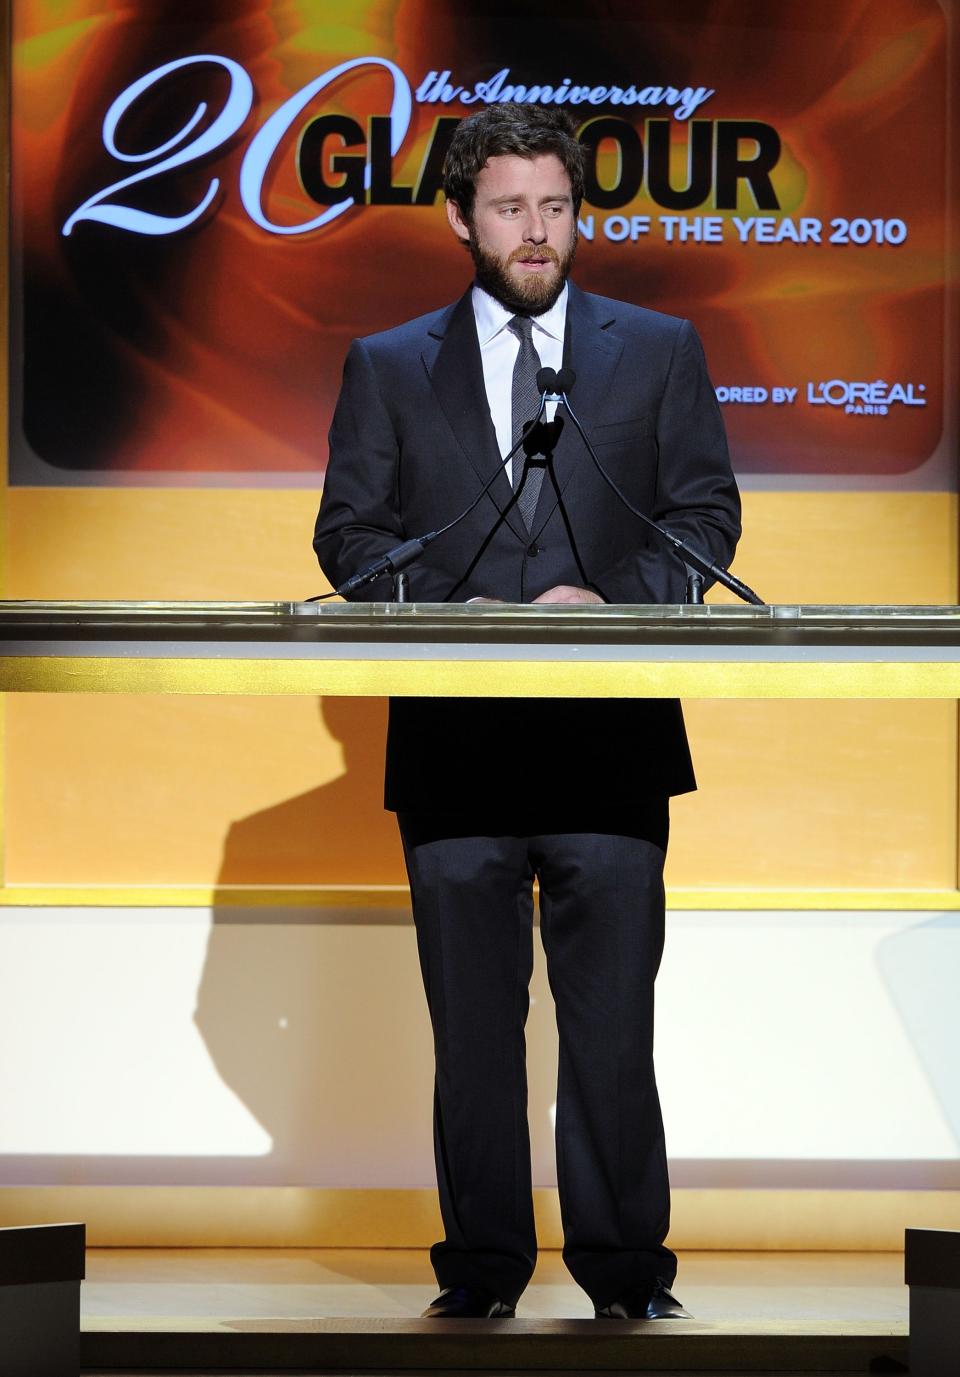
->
[[81, 1315, 908, 1373], [1, 1222, 85, 1377], [906, 1226, 960, 1375]]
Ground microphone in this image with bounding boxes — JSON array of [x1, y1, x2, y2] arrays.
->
[[334, 536, 429, 596], [534, 363, 572, 396], [550, 369, 765, 607], [536, 366, 558, 396], [334, 362, 590, 596], [520, 367, 570, 455], [536, 366, 575, 398]]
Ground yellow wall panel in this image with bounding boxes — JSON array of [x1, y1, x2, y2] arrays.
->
[[668, 699, 957, 889], [712, 490, 958, 606], [4, 693, 404, 886], [5, 487, 956, 605], [5, 693, 954, 890], [5, 488, 329, 602]]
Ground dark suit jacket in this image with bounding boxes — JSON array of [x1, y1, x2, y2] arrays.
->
[[314, 282, 741, 814]]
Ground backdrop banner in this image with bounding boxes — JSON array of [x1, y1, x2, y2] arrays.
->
[[8, 0, 952, 486]]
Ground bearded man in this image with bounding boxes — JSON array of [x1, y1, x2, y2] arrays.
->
[[314, 102, 741, 1321]]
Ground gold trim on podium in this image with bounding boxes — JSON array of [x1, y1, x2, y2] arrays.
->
[[4, 655, 960, 698]]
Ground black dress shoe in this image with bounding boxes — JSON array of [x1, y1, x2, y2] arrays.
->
[[595, 1278, 692, 1319], [421, 1285, 516, 1318]]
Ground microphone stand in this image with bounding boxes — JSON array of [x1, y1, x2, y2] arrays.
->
[[684, 566, 706, 605], [316, 368, 763, 608], [550, 380, 764, 607], [332, 395, 551, 599]]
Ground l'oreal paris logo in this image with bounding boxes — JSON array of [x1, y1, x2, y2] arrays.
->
[[807, 380, 927, 415]]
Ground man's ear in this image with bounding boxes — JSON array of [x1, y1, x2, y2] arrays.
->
[[446, 199, 471, 244]]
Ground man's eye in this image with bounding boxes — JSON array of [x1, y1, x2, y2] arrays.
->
[[500, 206, 520, 216]]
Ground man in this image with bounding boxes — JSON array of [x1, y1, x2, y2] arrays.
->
[[314, 103, 740, 1321]]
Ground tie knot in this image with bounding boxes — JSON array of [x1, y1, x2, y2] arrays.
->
[[508, 314, 535, 343]]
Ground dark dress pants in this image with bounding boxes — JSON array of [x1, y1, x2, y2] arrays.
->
[[397, 804, 677, 1309]]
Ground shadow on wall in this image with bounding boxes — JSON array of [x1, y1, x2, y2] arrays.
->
[[191, 694, 562, 1182], [214, 696, 406, 885], [192, 701, 960, 1189]]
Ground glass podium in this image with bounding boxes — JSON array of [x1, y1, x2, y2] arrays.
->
[[2, 601, 960, 697]]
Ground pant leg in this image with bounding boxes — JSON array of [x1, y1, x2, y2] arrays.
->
[[398, 813, 538, 1306], [533, 810, 676, 1308]]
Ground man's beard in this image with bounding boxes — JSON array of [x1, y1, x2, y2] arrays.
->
[[468, 228, 578, 316]]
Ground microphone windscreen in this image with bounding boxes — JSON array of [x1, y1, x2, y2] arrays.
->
[[556, 367, 576, 393], [536, 366, 558, 393]]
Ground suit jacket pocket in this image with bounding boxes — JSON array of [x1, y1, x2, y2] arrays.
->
[[591, 414, 653, 445]]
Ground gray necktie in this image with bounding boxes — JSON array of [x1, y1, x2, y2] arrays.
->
[[507, 314, 545, 531]]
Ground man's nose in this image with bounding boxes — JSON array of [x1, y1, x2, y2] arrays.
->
[[523, 212, 547, 243]]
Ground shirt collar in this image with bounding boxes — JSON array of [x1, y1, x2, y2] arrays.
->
[[471, 281, 568, 347]]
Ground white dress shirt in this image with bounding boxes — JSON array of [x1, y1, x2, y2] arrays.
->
[[471, 283, 567, 485]]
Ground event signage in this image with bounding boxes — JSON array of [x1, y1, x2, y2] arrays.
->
[[61, 55, 782, 239], [9, 1, 950, 484]]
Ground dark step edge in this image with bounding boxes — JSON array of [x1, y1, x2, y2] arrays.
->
[[80, 1325, 910, 1373]]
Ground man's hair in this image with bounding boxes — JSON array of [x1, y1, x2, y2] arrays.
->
[[443, 103, 585, 220]]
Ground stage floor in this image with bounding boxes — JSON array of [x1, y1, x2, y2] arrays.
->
[[82, 1246, 907, 1322], [79, 1247, 910, 1374]]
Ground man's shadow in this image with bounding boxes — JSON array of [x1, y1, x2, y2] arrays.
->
[[216, 696, 406, 886], [193, 696, 559, 1181]]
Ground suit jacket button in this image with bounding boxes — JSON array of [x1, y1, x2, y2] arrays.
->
[[527, 542, 540, 557]]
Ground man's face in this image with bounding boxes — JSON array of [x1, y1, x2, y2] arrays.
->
[[446, 153, 577, 315]]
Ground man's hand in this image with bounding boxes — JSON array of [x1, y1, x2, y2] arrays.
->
[[532, 585, 604, 604]]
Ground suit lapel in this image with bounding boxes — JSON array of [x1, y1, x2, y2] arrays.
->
[[422, 290, 528, 545], [531, 282, 623, 538]]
